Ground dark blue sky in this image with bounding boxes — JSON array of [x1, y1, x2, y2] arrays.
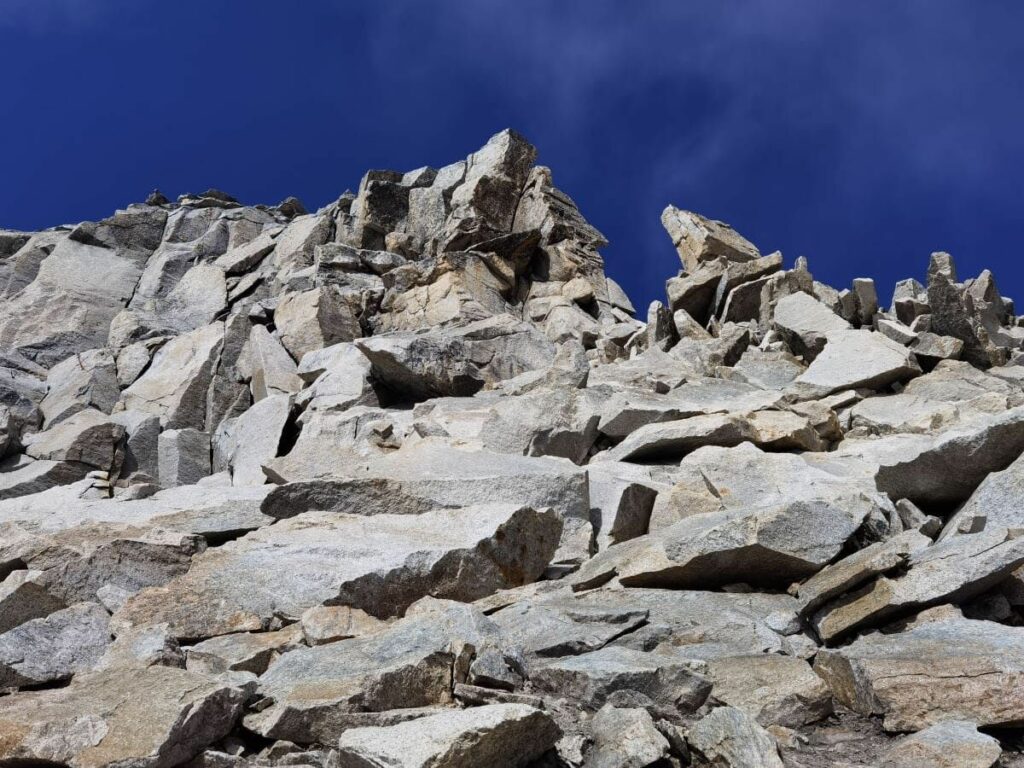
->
[[3, 1, 1023, 311]]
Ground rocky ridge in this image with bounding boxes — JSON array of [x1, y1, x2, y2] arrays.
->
[[2, 129, 1024, 767]]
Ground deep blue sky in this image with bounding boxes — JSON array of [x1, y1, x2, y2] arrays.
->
[[3, 2, 1023, 312]]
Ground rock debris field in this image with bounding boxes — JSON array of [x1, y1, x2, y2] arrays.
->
[[3, 130, 1024, 767]]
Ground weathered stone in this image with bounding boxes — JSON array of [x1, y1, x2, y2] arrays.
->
[[249, 324, 303, 401], [95, 623, 185, 670], [573, 492, 872, 591], [23, 408, 125, 472], [773, 291, 851, 360], [336, 704, 560, 768], [687, 706, 784, 768], [942, 449, 1024, 539], [661, 207, 760, 273], [665, 260, 726, 322], [0, 666, 245, 767], [262, 441, 591, 565], [880, 720, 1001, 768], [811, 528, 1024, 642], [114, 504, 560, 640], [852, 277, 879, 325], [596, 377, 782, 441], [158, 428, 211, 487], [356, 315, 555, 401], [531, 645, 710, 712], [791, 329, 921, 396], [704, 655, 832, 728], [119, 322, 225, 429], [585, 705, 670, 768], [40, 348, 120, 427], [815, 613, 1024, 731], [213, 230, 276, 274], [0, 568, 67, 633], [245, 601, 502, 743], [299, 604, 389, 646], [588, 461, 660, 551], [229, 393, 291, 486], [274, 287, 361, 362], [0, 601, 111, 688], [185, 624, 303, 675], [110, 408, 161, 480]]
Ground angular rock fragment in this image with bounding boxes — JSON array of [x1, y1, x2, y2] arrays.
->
[[40, 347, 120, 426], [881, 720, 1001, 768], [274, 286, 360, 361], [249, 324, 303, 400], [811, 528, 1024, 642], [815, 613, 1024, 730], [687, 706, 784, 768], [0, 601, 111, 688], [263, 441, 591, 564], [572, 493, 872, 591], [119, 322, 225, 429], [245, 602, 503, 743], [704, 655, 832, 728], [23, 408, 125, 472], [585, 704, 670, 768], [794, 530, 933, 616], [355, 315, 555, 401], [228, 392, 291, 485], [791, 329, 921, 396], [158, 427, 211, 487], [114, 504, 560, 639], [531, 645, 711, 712], [336, 704, 560, 768], [0, 568, 67, 632], [661, 207, 760, 273], [773, 290, 852, 359], [0, 666, 246, 767]]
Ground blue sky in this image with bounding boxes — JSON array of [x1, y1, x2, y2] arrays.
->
[[2, 1, 1023, 311]]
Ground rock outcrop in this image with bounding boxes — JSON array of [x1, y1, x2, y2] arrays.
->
[[3, 129, 1024, 766]]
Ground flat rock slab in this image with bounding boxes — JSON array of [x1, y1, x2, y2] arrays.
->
[[0, 602, 110, 688], [791, 328, 921, 396], [572, 493, 873, 591], [114, 504, 560, 640], [0, 666, 245, 768], [811, 528, 1024, 642], [815, 613, 1024, 731], [246, 602, 503, 744], [263, 441, 591, 565], [531, 644, 711, 712], [336, 703, 560, 768]]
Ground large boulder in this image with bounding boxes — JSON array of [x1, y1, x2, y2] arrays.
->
[[113, 504, 560, 640], [661, 207, 760, 273], [335, 704, 560, 768], [0, 666, 245, 767], [815, 611, 1024, 731]]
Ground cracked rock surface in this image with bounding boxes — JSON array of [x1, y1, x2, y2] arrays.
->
[[4, 130, 1024, 767]]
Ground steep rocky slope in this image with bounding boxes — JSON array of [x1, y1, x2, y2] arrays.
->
[[2, 130, 1024, 767]]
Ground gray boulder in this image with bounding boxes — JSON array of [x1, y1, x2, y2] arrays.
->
[[687, 706, 784, 768], [336, 703, 560, 768], [661, 207, 760, 273], [815, 612, 1024, 731], [0, 666, 245, 767], [114, 504, 560, 640], [0, 601, 111, 688]]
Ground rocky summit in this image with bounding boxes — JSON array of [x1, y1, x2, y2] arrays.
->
[[3, 129, 1024, 768]]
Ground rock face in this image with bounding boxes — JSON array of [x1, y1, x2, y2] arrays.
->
[[3, 130, 1024, 764]]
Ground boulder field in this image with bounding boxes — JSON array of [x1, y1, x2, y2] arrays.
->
[[2, 129, 1024, 767]]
